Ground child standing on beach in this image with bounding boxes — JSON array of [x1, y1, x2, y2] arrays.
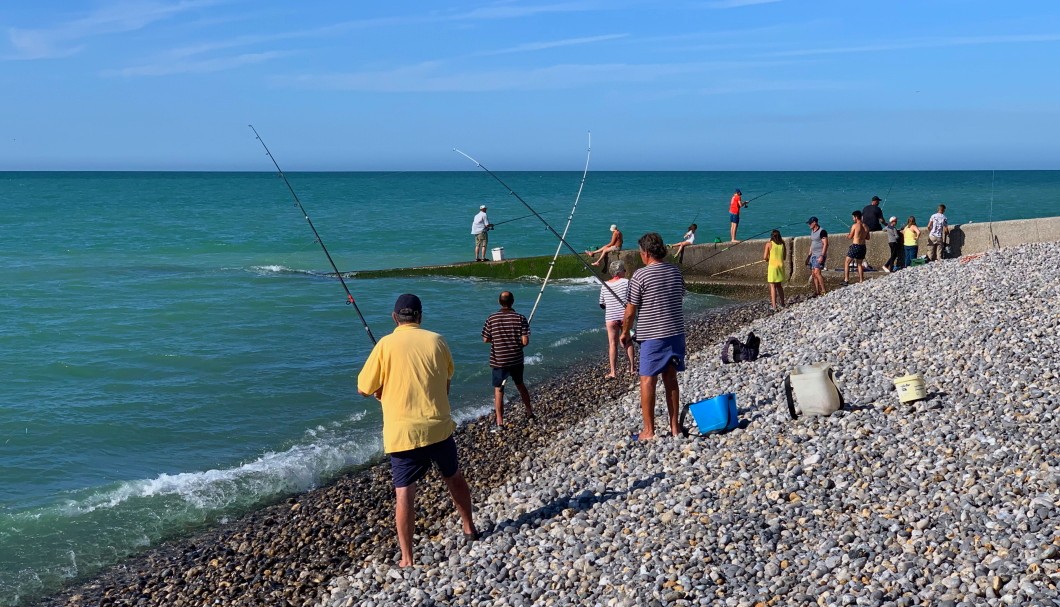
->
[[763, 229, 786, 311]]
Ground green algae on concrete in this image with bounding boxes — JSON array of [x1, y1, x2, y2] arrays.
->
[[344, 253, 598, 281]]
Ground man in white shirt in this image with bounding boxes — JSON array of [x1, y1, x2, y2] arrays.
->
[[471, 205, 492, 262]]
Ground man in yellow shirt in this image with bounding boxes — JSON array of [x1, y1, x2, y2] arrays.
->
[[357, 293, 478, 567]]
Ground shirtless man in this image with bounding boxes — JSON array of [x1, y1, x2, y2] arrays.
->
[[843, 210, 870, 285], [586, 224, 623, 267]]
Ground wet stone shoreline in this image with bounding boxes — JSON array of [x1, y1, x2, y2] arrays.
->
[[34, 300, 775, 607]]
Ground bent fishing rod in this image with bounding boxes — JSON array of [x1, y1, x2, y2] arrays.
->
[[527, 132, 591, 324], [453, 147, 626, 307], [249, 124, 377, 345]]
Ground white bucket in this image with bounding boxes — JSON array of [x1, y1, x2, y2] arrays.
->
[[785, 363, 843, 418], [491, 247, 505, 262], [894, 373, 926, 403]]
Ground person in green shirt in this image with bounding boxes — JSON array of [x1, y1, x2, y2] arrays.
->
[[358, 293, 478, 567]]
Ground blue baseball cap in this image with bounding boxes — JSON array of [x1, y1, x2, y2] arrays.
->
[[806, 216, 819, 225]]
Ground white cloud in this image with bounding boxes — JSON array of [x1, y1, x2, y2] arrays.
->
[[283, 59, 790, 93], [472, 34, 628, 57], [765, 33, 1060, 57], [702, 0, 781, 9], [5, 0, 223, 60], [105, 50, 288, 76]]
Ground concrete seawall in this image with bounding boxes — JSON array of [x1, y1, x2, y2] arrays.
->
[[349, 216, 1060, 296], [632, 215, 1060, 285]]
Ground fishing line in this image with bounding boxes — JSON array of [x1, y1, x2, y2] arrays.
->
[[682, 221, 804, 275], [528, 133, 592, 325], [989, 170, 998, 250], [249, 125, 377, 345], [453, 147, 627, 307], [491, 209, 560, 228]]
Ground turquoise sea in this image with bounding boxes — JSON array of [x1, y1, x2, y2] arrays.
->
[[1, 170, 1058, 605]]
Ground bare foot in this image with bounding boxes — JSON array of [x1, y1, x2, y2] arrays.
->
[[399, 559, 413, 568], [604, 373, 616, 379]]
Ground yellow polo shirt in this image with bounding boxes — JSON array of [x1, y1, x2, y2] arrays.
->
[[357, 324, 456, 453]]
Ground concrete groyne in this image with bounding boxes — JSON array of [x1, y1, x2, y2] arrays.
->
[[346, 216, 1060, 297]]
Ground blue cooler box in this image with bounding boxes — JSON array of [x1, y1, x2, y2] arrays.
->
[[687, 393, 739, 435]]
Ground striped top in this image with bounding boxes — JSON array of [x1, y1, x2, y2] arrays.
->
[[628, 261, 685, 341], [482, 309, 529, 368], [599, 277, 629, 322]]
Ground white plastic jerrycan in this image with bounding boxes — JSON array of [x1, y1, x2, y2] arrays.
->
[[784, 363, 844, 419]]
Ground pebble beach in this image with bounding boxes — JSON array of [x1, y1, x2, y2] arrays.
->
[[37, 241, 1059, 607]]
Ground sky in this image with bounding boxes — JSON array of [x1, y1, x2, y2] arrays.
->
[[1, 0, 1059, 171]]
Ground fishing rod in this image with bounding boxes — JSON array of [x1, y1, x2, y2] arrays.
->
[[742, 190, 774, 206], [453, 147, 627, 307], [491, 209, 559, 228], [249, 125, 377, 345], [527, 133, 591, 325], [682, 220, 804, 274]]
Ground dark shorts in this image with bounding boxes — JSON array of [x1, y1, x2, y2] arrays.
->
[[729, 213, 740, 224], [847, 244, 866, 260], [639, 334, 686, 377], [491, 364, 525, 388], [810, 254, 826, 270], [389, 435, 459, 488]]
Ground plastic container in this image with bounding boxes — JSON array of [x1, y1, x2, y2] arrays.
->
[[491, 247, 505, 261], [894, 373, 927, 403], [785, 363, 844, 418], [686, 393, 738, 434]]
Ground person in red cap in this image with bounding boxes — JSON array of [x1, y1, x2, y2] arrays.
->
[[357, 293, 478, 567], [729, 188, 746, 242]]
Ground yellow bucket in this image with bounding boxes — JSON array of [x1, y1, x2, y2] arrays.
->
[[894, 373, 927, 403]]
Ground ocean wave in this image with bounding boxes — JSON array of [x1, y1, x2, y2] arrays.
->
[[524, 353, 543, 366], [56, 424, 378, 516]]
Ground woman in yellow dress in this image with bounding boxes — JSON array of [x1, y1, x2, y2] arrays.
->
[[762, 229, 786, 311]]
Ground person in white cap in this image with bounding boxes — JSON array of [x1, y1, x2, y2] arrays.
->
[[882, 215, 901, 272], [471, 204, 492, 262], [585, 224, 623, 267]]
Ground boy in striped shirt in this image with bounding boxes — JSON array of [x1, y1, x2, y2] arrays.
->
[[482, 291, 534, 427]]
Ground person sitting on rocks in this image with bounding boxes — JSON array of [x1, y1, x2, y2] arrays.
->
[[586, 224, 623, 267], [668, 224, 697, 261]]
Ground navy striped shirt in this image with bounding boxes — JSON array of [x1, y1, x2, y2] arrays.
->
[[482, 309, 529, 368], [628, 261, 685, 340]]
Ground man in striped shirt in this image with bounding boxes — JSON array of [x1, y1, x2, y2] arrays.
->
[[482, 291, 534, 427], [621, 232, 686, 440]]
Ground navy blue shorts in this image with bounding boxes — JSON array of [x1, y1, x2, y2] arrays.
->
[[729, 213, 740, 224], [639, 334, 686, 377], [491, 364, 525, 388], [389, 435, 460, 488]]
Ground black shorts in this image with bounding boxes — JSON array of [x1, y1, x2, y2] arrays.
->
[[847, 244, 866, 260], [389, 436, 459, 488], [491, 364, 525, 388]]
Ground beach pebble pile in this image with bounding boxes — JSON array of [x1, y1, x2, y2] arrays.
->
[[322, 242, 1060, 607], [34, 290, 768, 607]]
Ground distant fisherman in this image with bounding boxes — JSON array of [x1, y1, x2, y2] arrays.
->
[[482, 291, 534, 427], [729, 188, 747, 242], [862, 195, 885, 232], [471, 204, 493, 262], [357, 293, 478, 568]]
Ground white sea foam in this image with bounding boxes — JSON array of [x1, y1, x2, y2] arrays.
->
[[524, 353, 543, 366], [58, 424, 380, 516]]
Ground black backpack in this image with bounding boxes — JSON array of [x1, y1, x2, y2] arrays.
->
[[721, 331, 760, 364]]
